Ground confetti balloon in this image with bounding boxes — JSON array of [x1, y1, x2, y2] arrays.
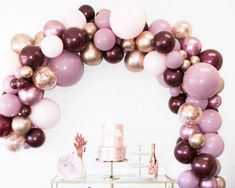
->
[[5, 133, 25, 152]]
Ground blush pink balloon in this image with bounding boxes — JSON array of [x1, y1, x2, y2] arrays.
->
[[0, 94, 22, 117], [95, 10, 111, 29], [186, 96, 208, 110], [183, 63, 220, 99], [199, 177, 218, 188], [180, 124, 200, 140], [178, 170, 199, 188], [29, 98, 61, 129], [18, 85, 43, 106], [48, 50, 84, 87], [149, 19, 171, 35], [43, 20, 65, 37], [200, 133, 224, 158], [2, 75, 18, 94]]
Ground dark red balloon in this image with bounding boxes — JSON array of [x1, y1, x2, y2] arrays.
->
[[19, 46, 44, 70], [143, 23, 149, 31], [200, 49, 223, 70], [192, 154, 217, 178], [0, 115, 12, 137], [10, 78, 18, 90], [104, 44, 124, 64], [25, 128, 45, 148], [163, 68, 184, 87], [79, 5, 95, 22], [174, 141, 197, 164], [176, 137, 183, 144], [168, 94, 186, 114], [16, 78, 29, 89], [154, 31, 175, 53], [62, 27, 88, 52], [20, 106, 32, 117]]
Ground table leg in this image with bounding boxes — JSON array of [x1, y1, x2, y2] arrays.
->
[[165, 182, 174, 188]]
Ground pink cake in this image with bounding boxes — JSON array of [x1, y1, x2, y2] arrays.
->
[[98, 124, 126, 162]]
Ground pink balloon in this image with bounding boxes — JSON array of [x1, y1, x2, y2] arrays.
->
[[178, 170, 199, 188], [180, 124, 200, 140], [186, 96, 208, 110], [183, 63, 220, 99], [200, 133, 224, 158], [199, 109, 222, 133], [0, 94, 22, 117], [43, 20, 65, 37], [29, 98, 61, 129], [95, 10, 111, 29], [149, 19, 171, 35], [199, 177, 218, 188], [2, 75, 18, 94], [18, 85, 43, 106], [48, 50, 84, 87]]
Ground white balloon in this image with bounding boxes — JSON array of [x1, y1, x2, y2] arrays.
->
[[166, 157, 191, 181], [110, 3, 146, 39], [62, 10, 87, 29], [29, 98, 61, 129], [144, 51, 166, 76]]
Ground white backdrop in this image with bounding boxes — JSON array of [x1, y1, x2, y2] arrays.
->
[[0, 0, 235, 188]]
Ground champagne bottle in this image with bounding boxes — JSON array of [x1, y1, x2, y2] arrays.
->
[[148, 143, 158, 177]]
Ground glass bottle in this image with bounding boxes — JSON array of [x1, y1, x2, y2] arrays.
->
[[148, 143, 158, 177]]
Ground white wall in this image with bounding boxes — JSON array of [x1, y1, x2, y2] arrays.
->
[[0, 0, 235, 187]]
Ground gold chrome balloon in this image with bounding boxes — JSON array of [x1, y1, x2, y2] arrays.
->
[[181, 59, 191, 71], [83, 22, 98, 39], [217, 77, 224, 93], [188, 132, 206, 149], [190, 55, 200, 64], [81, 42, 103, 66], [179, 50, 188, 60], [121, 39, 136, 52], [34, 31, 45, 46], [124, 50, 145, 72], [178, 103, 202, 125], [12, 116, 32, 136], [20, 66, 33, 78], [216, 176, 226, 188], [32, 66, 57, 90], [172, 21, 192, 40], [135, 31, 154, 53], [10, 33, 34, 54], [5, 133, 25, 152]]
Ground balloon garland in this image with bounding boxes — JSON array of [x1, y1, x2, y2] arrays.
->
[[0, 3, 225, 188]]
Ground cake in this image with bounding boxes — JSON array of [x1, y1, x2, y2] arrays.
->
[[98, 124, 126, 162]]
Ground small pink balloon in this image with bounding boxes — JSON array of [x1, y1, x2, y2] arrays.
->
[[166, 51, 183, 69], [94, 28, 116, 51], [170, 87, 181, 97], [0, 94, 22, 117], [18, 85, 43, 106], [173, 39, 181, 51], [200, 133, 224, 158], [199, 177, 218, 188], [182, 36, 201, 56], [208, 95, 222, 109], [43, 20, 65, 36], [186, 96, 208, 110], [180, 124, 200, 140], [183, 63, 220, 99], [95, 10, 111, 29], [178, 170, 199, 188], [2, 75, 18, 94], [149, 19, 171, 35]]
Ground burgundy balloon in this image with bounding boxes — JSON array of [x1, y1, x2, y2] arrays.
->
[[0, 115, 12, 137], [207, 95, 222, 109], [20, 106, 32, 117], [200, 49, 223, 70], [10, 78, 18, 90], [19, 46, 45, 70], [154, 31, 175, 53], [62, 27, 88, 52], [143, 23, 149, 31], [16, 78, 29, 89], [79, 4, 95, 22], [174, 141, 197, 164], [176, 137, 183, 144], [168, 93, 186, 114], [192, 154, 217, 178], [104, 44, 124, 64], [164, 68, 184, 87], [25, 128, 45, 148]]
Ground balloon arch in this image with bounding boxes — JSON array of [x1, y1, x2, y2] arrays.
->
[[0, 3, 225, 188]]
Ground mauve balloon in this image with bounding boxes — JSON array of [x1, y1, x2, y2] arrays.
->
[[0, 115, 12, 137], [199, 177, 218, 188], [192, 154, 217, 178], [25, 128, 45, 148], [186, 96, 208, 110], [178, 170, 199, 188], [48, 50, 84, 87], [0, 94, 22, 117], [200, 49, 223, 70], [180, 124, 200, 140], [18, 85, 43, 106], [174, 141, 197, 164]]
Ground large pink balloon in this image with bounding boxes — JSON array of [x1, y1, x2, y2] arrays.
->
[[183, 63, 220, 99], [0, 94, 22, 117], [48, 50, 84, 87], [199, 109, 222, 133], [200, 133, 224, 157], [178, 170, 199, 188], [29, 98, 61, 129]]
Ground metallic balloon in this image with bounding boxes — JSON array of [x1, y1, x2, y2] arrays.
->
[[217, 77, 224, 93], [34, 31, 45, 46], [124, 50, 145, 72], [83, 22, 98, 39], [189, 132, 206, 149], [20, 66, 33, 78], [121, 39, 136, 52], [5, 132, 25, 152], [179, 50, 188, 59], [12, 116, 32, 135], [216, 176, 226, 188], [81, 42, 103, 66], [178, 103, 203, 125], [10, 33, 34, 54], [135, 31, 154, 53], [190, 55, 200, 64], [172, 21, 192, 40], [32, 66, 57, 90], [181, 59, 191, 71]]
